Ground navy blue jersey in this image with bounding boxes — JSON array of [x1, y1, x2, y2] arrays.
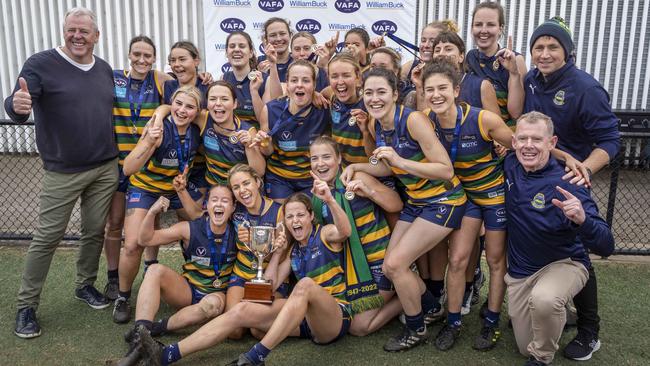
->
[[459, 73, 484, 109], [503, 153, 614, 278], [258, 55, 293, 82], [163, 78, 209, 109], [222, 71, 268, 128]]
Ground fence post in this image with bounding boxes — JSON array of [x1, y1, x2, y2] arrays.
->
[[605, 152, 621, 228]]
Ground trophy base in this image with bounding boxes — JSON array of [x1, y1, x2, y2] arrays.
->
[[243, 281, 274, 304]]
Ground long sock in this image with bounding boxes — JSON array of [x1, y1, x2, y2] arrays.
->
[[134, 319, 152, 331], [421, 290, 436, 313], [151, 317, 169, 336], [404, 312, 425, 333], [118, 290, 131, 300], [447, 312, 461, 328], [161, 343, 182, 365], [484, 310, 500, 328], [107, 269, 119, 280], [431, 280, 445, 299], [463, 282, 473, 304], [244, 343, 271, 365], [424, 278, 434, 293]]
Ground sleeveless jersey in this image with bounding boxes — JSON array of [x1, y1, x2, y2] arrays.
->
[[330, 97, 369, 166], [183, 218, 238, 293], [201, 114, 256, 185], [466, 48, 520, 128], [222, 71, 268, 129], [129, 118, 201, 193], [266, 98, 330, 180], [290, 225, 347, 304], [113, 70, 164, 166], [427, 103, 505, 206], [375, 105, 466, 206], [459, 73, 485, 109], [257, 55, 293, 82], [317, 193, 390, 267], [231, 198, 283, 281]]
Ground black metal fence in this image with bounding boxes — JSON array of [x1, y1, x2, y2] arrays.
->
[[1, 117, 649, 254]]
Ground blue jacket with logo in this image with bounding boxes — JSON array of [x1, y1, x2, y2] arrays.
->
[[523, 60, 620, 161], [503, 153, 614, 278]]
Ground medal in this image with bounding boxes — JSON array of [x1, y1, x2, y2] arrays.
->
[[492, 59, 500, 71], [344, 191, 355, 200], [369, 156, 379, 165], [247, 71, 257, 81], [310, 44, 319, 52], [251, 261, 258, 269], [443, 180, 454, 190], [130, 125, 138, 135], [229, 134, 239, 144], [212, 279, 222, 288], [347, 116, 357, 126]]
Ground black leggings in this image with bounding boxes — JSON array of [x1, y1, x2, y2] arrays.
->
[[573, 266, 600, 338]]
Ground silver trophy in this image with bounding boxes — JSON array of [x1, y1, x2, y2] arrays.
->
[[241, 222, 284, 302]]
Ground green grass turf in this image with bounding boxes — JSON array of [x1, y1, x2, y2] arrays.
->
[[0, 246, 648, 365]]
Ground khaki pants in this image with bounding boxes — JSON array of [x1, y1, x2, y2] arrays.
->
[[17, 158, 118, 310], [505, 258, 588, 364]]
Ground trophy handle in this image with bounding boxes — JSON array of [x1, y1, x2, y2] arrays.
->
[[270, 222, 285, 254], [239, 220, 254, 253]]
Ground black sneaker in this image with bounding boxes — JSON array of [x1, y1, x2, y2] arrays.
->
[[113, 296, 132, 324], [137, 325, 164, 366], [563, 331, 601, 361], [434, 324, 461, 351], [14, 307, 41, 339], [75, 285, 110, 309], [472, 325, 501, 351], [383, 325, 429, 352], [523, 356, 547, 365], [116, 335, 144, 366], [124, 326, 137, 344], [479, 299, 489, 319], [225, 353, 263, 366], [104, 278, 119, 301], [424, 304, 445, 325]]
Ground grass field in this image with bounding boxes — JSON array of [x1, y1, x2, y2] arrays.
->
[[0, 246, 648, 366]]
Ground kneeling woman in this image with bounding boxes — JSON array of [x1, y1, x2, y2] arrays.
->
[[310, 136, 403, 335], [115, 86, 204, 323], [342, 68, 467, 352], [119, 185, 237, 350], [231, 189, 352, 365]]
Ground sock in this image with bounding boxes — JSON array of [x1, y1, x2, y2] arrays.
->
[[479, 235, 485, 251], [420, 290, 436, 314], [244, 343, 271, 365], [144, 259, 159, 267], [161, 343, 182, 366], [447, 312, 461, 328], [118, 290, 131, 300], [424, 278, 434, 293], [151, 318, 169, 336], [404, 312, 425, 333], [484, 310, 500, 328], [107, 269, 119, 280], [134, 319, 153, 331], [431, 280, 445, 299]]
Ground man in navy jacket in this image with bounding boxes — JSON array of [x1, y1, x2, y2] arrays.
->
[[504, 112, 614, 366], [523, 17, 620, 361]]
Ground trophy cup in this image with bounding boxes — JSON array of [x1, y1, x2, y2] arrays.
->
[[242, 224, 282, 303]]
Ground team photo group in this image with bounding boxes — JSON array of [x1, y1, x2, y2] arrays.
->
[[5, 1, 619, 365]]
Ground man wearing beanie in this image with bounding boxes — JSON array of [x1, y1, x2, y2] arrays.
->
[[523, 17, 620, 363]]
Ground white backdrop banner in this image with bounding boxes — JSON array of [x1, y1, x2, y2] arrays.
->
[[202, 0, 416, 77]]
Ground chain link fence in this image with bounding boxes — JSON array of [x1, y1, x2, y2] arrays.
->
[[1, 119, 649, 254]]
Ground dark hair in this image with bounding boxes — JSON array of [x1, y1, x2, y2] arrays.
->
[[207, 80, 237, 102], [169, 40, 200, 61], [226, 31, 258, 70], [432, 31, 466, 71], [283, 192, 316, 226], [472, 1, 506, 28], [128, 35, 156, 56], [208, 184, 234, 201], [363, 67, 399, 93], [345, 27, 370, 47], [262, 17, 292, 42], [421, 58, 462, 89], [310, 135, 341, 158], [287, 59, 317, 82], [370, 47, 402, 74]]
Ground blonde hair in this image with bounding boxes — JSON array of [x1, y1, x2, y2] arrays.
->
[[170, 85, 203, 109], [424, 19, 460, 34]]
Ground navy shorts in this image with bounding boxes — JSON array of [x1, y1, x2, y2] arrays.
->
[[125, 186, 203, 210], [463, 199, 507, 231], [264, 171, 312, 200], [188, 165, 210, 189], [299, 302, 352, 345], [399, 201, 466, 229], [370, 263, 393, 291], [117, 169, 129, 193]]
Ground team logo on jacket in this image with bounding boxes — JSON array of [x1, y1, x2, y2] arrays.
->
[[531, 192, 545, 209], [553, 90, 565, 105]]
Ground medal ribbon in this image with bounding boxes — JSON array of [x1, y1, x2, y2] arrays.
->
[[290, 226, 318, 279], [384, 32, 421, 61], [128, 73, 150, 134], [205, 218, 232, 282], [268, 100, 312, 137], [171, 119, 193, 173]]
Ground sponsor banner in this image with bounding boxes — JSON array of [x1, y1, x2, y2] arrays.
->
[[203, 0, 415, 77]]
